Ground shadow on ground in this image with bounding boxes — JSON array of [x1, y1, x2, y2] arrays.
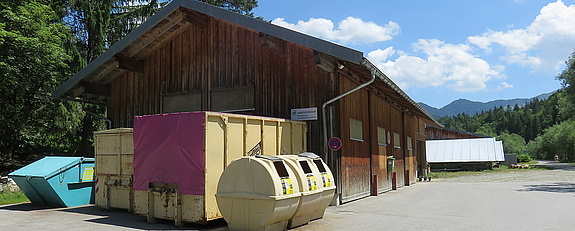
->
[[519, 182, 575, 194], [0, 203, 228, 230], [62, 206, 228, 231], [0, 203, 52, 211]]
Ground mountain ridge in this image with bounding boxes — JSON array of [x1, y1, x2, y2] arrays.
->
[[419, 91, 555, 119]]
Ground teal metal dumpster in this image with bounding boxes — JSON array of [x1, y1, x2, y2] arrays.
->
[[8, 156, 95, 207]]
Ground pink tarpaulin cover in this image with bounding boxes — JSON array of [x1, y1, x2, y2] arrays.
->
[[133, 112, 206, 195]]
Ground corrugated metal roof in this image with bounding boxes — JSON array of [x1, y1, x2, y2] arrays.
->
[[426, 138, 505, 163]]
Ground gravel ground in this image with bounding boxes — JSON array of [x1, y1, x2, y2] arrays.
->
[[436, 160, 575, 182]]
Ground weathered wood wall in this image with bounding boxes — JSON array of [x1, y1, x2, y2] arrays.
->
[[369, 90, 392, 193], [339, 76, 371, 200], [338, 75, 421, 201]]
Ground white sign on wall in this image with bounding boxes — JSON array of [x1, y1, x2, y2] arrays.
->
[[291, 107, 318, 121]]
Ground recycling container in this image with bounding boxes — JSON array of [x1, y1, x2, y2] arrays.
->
[[131, 111, 307, 226], [276, 155, 323, 228], [298, 152, 336, 220], [387, 156, 395, 172], [93, 128, 134, 211], [216, 155, 301, 231], [8, 156, 95, 207]]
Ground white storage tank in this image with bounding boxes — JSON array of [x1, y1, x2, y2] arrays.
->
[[276, 155, 323, 228], [298, 152, 336, 220], [216, 155, 301, 231]]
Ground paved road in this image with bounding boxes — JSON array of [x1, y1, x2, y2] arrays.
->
[[298, 160, 575, 231], [2, 161, 574, 231]]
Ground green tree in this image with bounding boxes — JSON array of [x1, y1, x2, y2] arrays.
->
[[474, 124, 497, 137], [200, 0, 258, 16], [0, 0, 84, 174], [526, 120, 575, 161], [66, 0, 166, 62], [65, 0, 168, 155], [497, 133, 526, 154], [557, 50, 575, 119]]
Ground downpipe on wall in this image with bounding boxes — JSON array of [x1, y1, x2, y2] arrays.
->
[[321, 58, 377, 164]]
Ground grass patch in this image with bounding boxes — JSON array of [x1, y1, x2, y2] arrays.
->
[[0, 190, 29, 205], [519, 161, 539, 165], [429, 165, 548, 179], [429, 171, 482, 179]]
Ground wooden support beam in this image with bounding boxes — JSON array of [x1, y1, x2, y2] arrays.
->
[[114, 55, 144, 73], [313, 50, 336, 73], [80, 81, 111, 97], [180, 7, 209, 28], [259, 32, 285, 54]]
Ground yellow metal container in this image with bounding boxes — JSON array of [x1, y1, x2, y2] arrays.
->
[[94, 128, 135, 211], [216, 156, 302, 231], [128, 112, 307, 226]]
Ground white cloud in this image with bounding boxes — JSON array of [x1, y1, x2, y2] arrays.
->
[[368, 39, 503, 92], [468, 0, 575, 73], [468, 29, 540, 53], [365, 47, 395, 64], [497, 82, 514, 90], [500, 53, 541, 68], [272, 17, 400, 44]]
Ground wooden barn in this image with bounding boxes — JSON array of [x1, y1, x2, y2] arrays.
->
[[54, 0, 440, 203], [426, 125, 490, 140]]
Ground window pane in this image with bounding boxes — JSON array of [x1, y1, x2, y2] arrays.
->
[[394, 132, 401, 148], [211, 87, 255, 112], [163, 92, 201, 113], [377, 127, 386, 145], [350, 118, 363, 141]]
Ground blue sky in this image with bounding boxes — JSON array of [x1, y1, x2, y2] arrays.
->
[[253, 0, 575, 108]]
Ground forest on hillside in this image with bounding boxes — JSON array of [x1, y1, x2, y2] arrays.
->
[[0, 0, 258, 175], [440, 51, 575, 161]]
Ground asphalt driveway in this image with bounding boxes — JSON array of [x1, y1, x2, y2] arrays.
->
[[2, 161, 574, 231]]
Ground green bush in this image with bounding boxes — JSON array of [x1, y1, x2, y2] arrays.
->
[[517, 154, 532, 163]]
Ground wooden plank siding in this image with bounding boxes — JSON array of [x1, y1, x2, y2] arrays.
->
[[369, 91, 393, 193], [404, 114, 416, 185], [339, 76, 371, 201], [338, 74, 421, 202]]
